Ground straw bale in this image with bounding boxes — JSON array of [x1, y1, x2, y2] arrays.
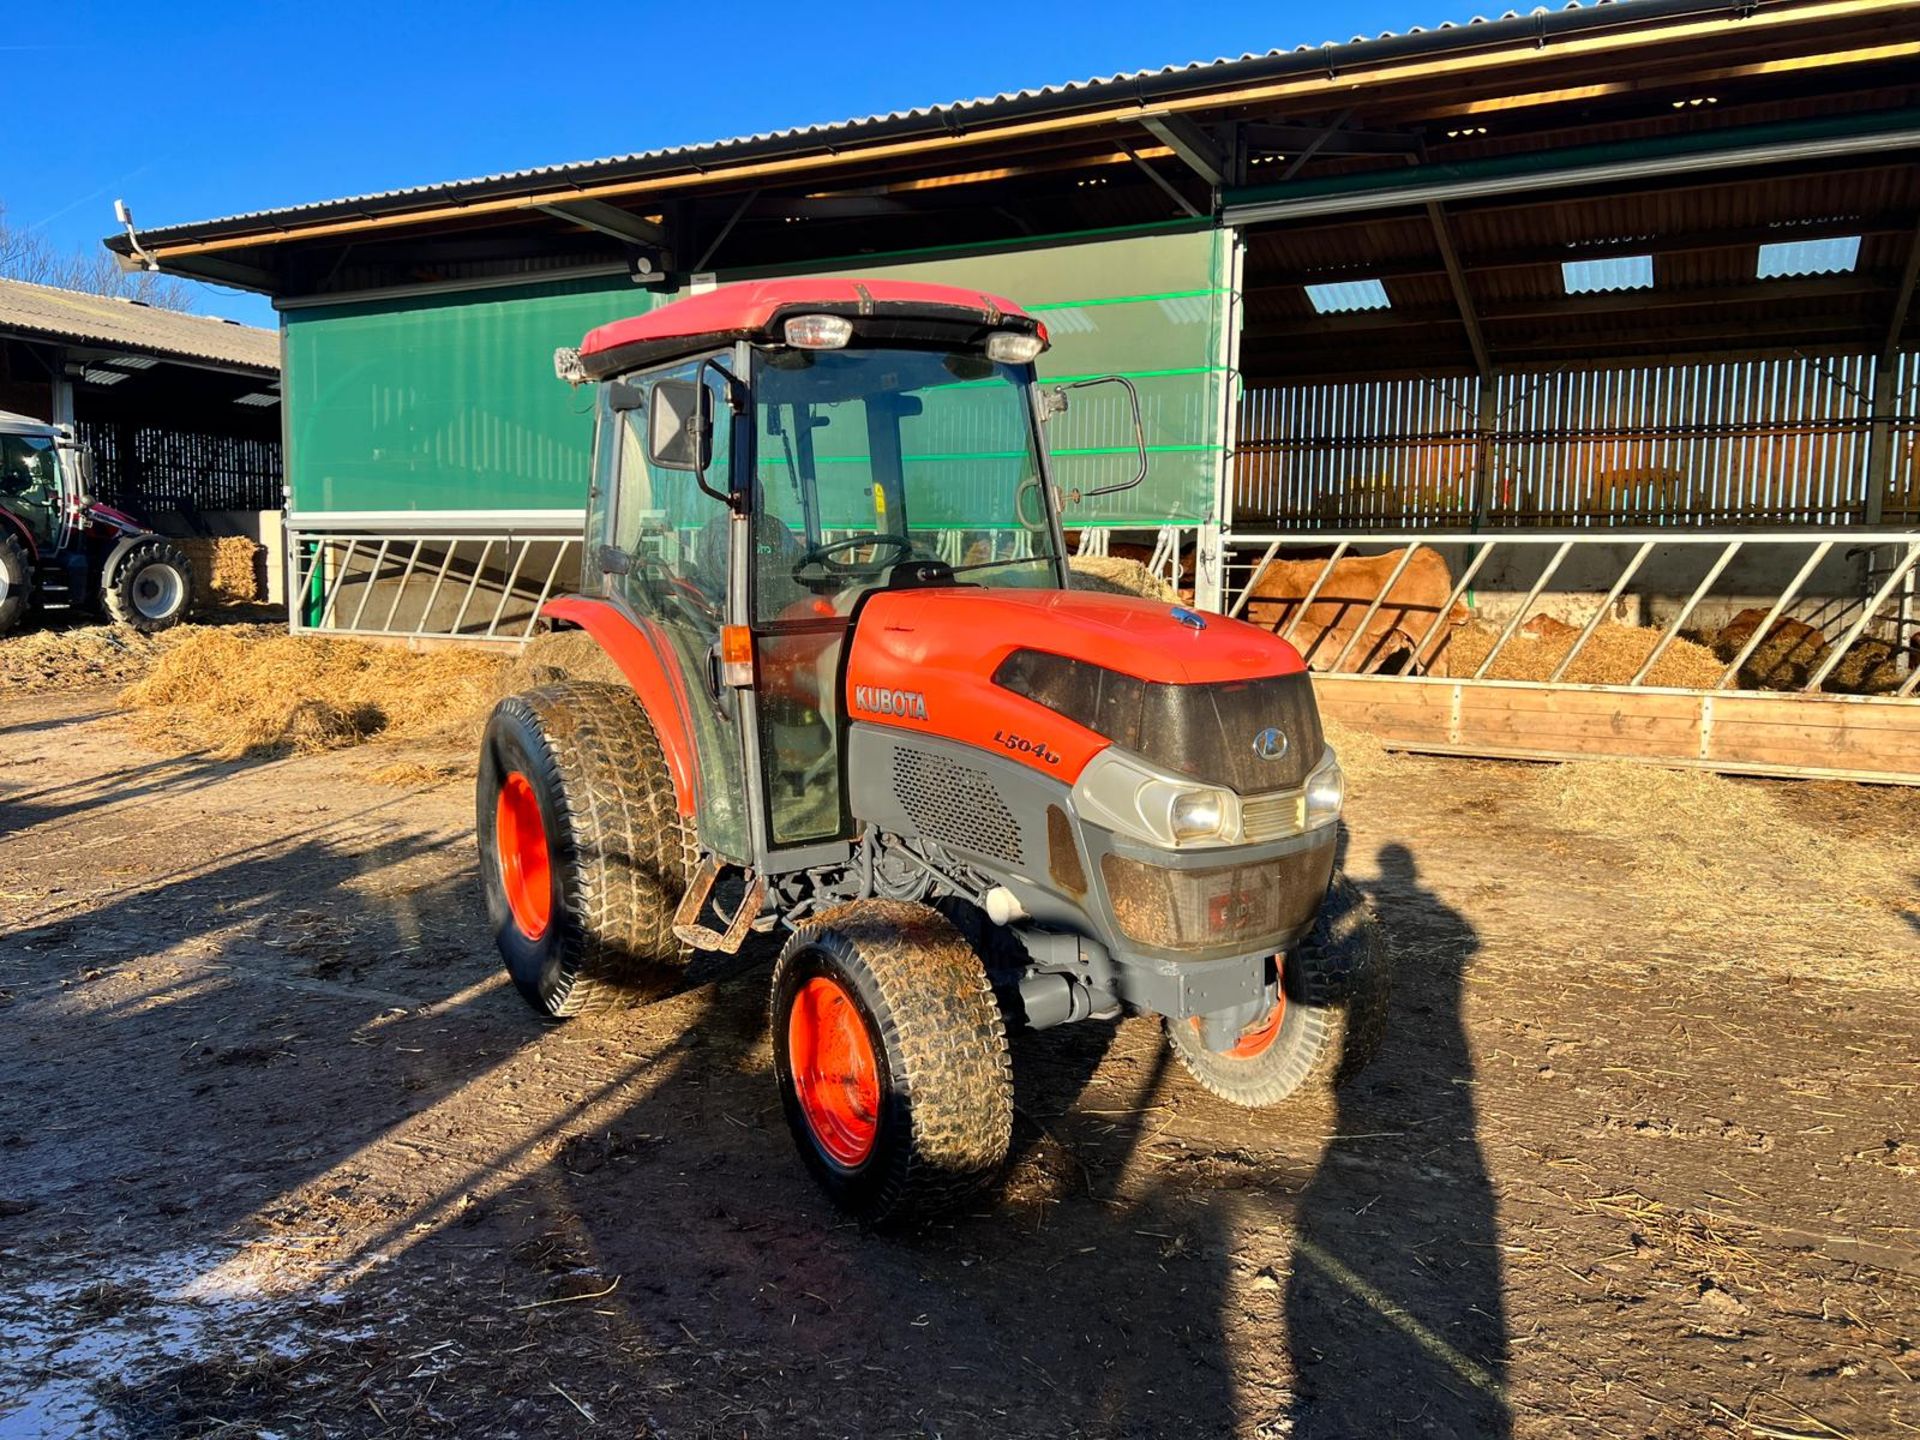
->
[[178, 537, 263, 606], [1448, 619, 1725, 688], [122, 629, 508, 759], [1067, 556, 1178, 602]]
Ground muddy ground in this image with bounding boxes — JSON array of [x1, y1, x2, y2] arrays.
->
[[1, 686, 1916, 1439]]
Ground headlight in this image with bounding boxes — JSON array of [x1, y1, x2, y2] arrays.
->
[[1303, 748, 1344, 829], [1170, 789, 1229, 842], [985, 330, 1045, 364], [1072, 747, 1240, 849], [782, 314, 853, 349]]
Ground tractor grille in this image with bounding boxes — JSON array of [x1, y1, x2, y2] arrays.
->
[[1240, 790, 1307, 843], [1101, 848, 1331, 958], [892, 749, 1023, 864]]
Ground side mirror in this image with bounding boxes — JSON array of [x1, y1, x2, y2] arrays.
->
[[647, 378, 710, 474], [1049, 376, 1148, 499], [595, 544, 633, 576]]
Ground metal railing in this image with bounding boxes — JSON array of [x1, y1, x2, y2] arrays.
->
[[287, 527, 582, 643], [1220, 529, 1920, 698]]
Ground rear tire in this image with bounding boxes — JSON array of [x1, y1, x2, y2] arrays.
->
[[101, 536, 194, 633], [1167, 874, 1391, 1107], [0, 531, 30, 636], [478, 681, 691, 1018], [771, 900, 1013, 1225]]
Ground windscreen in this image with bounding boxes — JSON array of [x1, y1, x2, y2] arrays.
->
[[750, 347, 1058, 620]]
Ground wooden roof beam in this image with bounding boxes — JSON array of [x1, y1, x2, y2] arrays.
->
[[1426, 201, 1491, 377], [1134, 113, 1226, 189]]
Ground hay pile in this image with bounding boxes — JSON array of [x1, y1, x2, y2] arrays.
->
[[1447, 618, 1725, 688], [1, 624, 172, 693], [1067, 556, 1178, 602], [178, 537, 264, 606], [122, 629, 508, 759], [1521, 760, 1907, 962]]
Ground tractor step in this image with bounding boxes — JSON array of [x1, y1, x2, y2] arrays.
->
[[672, 858, 768, 955]]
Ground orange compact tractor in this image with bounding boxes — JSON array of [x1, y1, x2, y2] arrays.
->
[[478, 280, 1388, 1223]]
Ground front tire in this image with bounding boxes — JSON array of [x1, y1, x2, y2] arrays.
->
[[1167, 874, 1391, 1107], [101, 536, 194, 633], [0, 531, 31, 636], [477, 681, 691, 1018], [771, 900, 1013, 1225]]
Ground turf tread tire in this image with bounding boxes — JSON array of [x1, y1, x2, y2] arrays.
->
[[1166, 874, 1391, 1108], [771, 900, 1013, 1225], [101, 536, 194, 633], [0, 531, 30, 637], [479, 681, 692, 1019]]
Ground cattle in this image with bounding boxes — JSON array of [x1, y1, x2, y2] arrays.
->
[[1241, 544, 1467, 675], [1711, 607, 1830, 691], [1518, 613, 1582, 644]]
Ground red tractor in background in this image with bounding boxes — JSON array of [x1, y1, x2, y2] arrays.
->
[[477, 280, 1389, 1223], [0, 409, 195, 637]]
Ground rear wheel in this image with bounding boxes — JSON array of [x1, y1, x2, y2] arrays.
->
[[1167, 874, 1390, 1107], [478, 681, 691, 1018], [0, 531, 31, 636], [771, 900, 1012, 1224], [101, 536, 194, 633]]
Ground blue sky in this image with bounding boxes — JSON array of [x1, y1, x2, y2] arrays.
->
[[12, 0, 1483, 328]]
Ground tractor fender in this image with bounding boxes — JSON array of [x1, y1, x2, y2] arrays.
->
[[99, 530, 159, 586], [540, 595, 700, 818]]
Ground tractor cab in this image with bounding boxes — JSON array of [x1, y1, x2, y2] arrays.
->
[[555, 280, 1144, 867], [481, 280, 1386, 1226], [0, 412, 90, 555]]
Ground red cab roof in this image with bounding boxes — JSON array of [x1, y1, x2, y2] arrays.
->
[[575, 278, 1039, 379]]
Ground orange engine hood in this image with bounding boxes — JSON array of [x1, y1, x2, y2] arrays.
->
[[843, 587, 1307, 782]]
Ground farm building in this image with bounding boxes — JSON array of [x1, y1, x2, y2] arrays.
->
[[0, 277, 280, 521], [107, 0, 1920, 778]]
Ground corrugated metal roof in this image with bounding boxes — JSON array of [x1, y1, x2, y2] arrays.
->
[[117, 0, 1710, 247], [0, 278, 279, 373]]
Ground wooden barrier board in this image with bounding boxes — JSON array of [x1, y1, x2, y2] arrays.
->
[[1315, 676, 1920, 784]]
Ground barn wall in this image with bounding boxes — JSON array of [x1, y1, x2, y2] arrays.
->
[[281, 227, 1230, 528]]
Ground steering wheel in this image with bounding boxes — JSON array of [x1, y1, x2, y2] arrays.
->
[[793, 532, 914, 580]]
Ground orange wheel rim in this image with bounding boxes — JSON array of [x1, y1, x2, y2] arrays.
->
[[788, 976, 881, 1167], [1224, 995, 1285, 1059], [495, 771, 552, 940]]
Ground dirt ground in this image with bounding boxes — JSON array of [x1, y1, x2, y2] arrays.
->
[[2, 684, 1917, 1439]]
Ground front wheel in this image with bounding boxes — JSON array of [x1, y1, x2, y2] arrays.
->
[[478, 681, 691, 1018], [101, 536, 194, 633], [1167, 874, 1391, 1107], [770, 900, 1013, 1225]]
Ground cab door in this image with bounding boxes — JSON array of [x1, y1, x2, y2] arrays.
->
[[595, 357, 754, 863]]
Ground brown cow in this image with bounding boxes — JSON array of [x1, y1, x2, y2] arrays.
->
[[1241, 545, 1467, 675], [1711, 607, 1829, 690]]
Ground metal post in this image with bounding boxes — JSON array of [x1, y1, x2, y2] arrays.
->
[[1546, 539, 1656, 683], [1471, 540, 1573, 680], [346, 539, 392, 631], [316, 539, 359, 630], [484, 539, 532, 638], [1409, 539, 1497, 669], [413, 541, 461, 637], [1630, 540, 1744, 686], [521, 541, 572, 639], [1329, 541, 1423, 672], [1714, 540, 1832, 690], [448, 539, 495, 637], [1277, 542, 1351, 647], [377, 539, 423, 633], [1226, 539, 1283, 619], [1804, 541, 1920, 692]]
